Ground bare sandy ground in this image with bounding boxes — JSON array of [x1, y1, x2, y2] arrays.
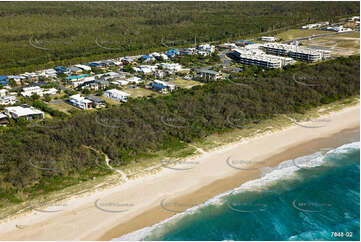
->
[[0, 104, 359, 241]]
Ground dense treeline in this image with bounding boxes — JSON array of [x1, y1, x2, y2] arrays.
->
[[0, 1, 359, 74], [0, 55, 359, 201]]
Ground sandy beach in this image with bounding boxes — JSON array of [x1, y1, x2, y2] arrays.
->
[[0, 104, 359, 241]]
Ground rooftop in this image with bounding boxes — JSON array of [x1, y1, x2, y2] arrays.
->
[[5, 106, 44, 117]]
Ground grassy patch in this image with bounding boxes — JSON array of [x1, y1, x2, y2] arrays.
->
[[276, 29, 329, 41], [169, 78, 203, 89]]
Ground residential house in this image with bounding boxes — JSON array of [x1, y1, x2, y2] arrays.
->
[[70, 66, 83, 74], [4, 105, 44, 120], [159, 54, 169, 61], [0, 76, 8, 86], [88, 61, 106, 68], [196, 68, 222, 81], [151, 80, 176, 94], [0, 96, 17, 105], [103, 89, 130, 102], [111, 80, 129, 86], [0, 112, 9, 125], [154, 70, 166, 79], [121, 56, 135, 64], [261, 36, 276, 42], [326, 25, 352, 32], [74, 64, 92, 72], [158, 63, 183, 72], [21, 86, 57, 97], [139, 55, 155, 63], [68, 94, 93, 110], [126, 76, 143, 84], [86, 95, 106, 108], [133, 65, 158, 75], [0, 89, 7, 97], [54, 66, 70, 74], [8, 75, 26, 85], [95, 80, 110, 90], [196, 44, 215, 55]]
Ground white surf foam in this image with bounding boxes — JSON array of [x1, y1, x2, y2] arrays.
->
[[113, 141, 359, 241]]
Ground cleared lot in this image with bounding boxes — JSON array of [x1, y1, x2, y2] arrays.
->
[[275, 29, 329, 41], [301, 31, 360, 56]]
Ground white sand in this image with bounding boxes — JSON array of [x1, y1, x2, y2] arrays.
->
[[0, 104, 359, 241]]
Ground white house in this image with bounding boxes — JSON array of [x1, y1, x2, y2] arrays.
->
[[158, 63, 182, 72], [74, 64, 92, 71], [103, 89, 130, 102], [4, 106, 44, 120], [326, 25, 352, 32], [69, 94, 93, 110], [197, 44, 215, 53], [126, 77, 143, 84], [261, 36, 276, 42], [133, 65, 158, 75], [0, 96, 17, 105], [21, 86, 57, 97], [160, 54, 169, 61], [111, 80, 129, 86], [0, 89, 7, 97]]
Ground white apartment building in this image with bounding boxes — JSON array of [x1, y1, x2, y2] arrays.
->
[[260, 43, 331, 62], [230, 48, 295, 69]]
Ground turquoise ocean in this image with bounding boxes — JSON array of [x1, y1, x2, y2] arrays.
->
[[115, 137, 360, 241]]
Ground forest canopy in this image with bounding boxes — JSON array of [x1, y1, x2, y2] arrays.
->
[[0, 55, 359, 202], [0, 1, 359, 74]]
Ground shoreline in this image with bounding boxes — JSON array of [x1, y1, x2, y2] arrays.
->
[[100, 125, 360, 241], [110, 126, 360, 241], [0, 104, 359, 241]]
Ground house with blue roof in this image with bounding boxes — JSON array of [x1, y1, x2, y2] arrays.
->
[[0, 76, 9, 86], [54, 66, 70, 74], [66, 74, 89, 80]]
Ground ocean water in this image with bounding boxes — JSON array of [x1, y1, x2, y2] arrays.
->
[[116, 140, 360, 241]]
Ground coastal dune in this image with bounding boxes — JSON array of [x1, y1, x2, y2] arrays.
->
[[0, 104, 359, 241]]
